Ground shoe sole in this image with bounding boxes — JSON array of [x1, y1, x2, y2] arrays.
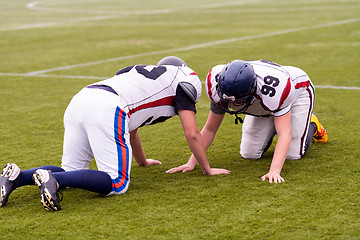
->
[[0, 164, 15, 207], [33, 171, 61, 211], [1, 163, 14, 178], [0, 185, 6, 207]]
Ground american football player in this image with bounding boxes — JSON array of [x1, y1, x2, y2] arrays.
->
[[0, 56, 230, 211], [167, 59, 327, 183]]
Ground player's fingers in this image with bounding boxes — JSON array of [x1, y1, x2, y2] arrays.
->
[[276, 176, 285, 183], [148, 159, 162, 164], [274, 175, 283, 183], [224, 169, 231, 174], [214, 170, 231, 175], [213, 168, 231, 174], [269, 177, 273, 184], [167, 166, 187, 173]]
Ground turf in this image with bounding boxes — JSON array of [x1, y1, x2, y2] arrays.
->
[[0, 0, 359, 239]]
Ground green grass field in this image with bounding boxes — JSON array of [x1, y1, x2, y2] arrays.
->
[[0, 0, 359, 239]]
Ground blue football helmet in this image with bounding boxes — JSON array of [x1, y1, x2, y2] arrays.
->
[[216, 60, 257, 114], [156, 56, 187, 67]]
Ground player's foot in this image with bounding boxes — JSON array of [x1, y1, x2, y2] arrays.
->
[[33, 169, 62, 211], [0, 163, 21, 207], [311, 114, 327, 143]]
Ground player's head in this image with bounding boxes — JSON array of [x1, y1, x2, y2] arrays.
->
[[156, 56, 187, 67], [216, 60, 256, 114]]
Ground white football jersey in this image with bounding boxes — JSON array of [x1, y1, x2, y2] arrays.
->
[[95, 65, 202, 131], [206, 60, 313, 117]]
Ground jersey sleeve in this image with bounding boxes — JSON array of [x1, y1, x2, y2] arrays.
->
[[205, 65, 225, 104], [210, 101, 225, 115], [174, 85, 196, 114]]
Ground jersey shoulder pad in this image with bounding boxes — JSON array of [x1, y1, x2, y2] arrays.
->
[[178, 82, 197, 103], [177, 67, 202, 103]]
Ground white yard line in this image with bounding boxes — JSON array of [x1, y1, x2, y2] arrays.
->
[[0, 72, 358, 90], [0, 15, 119, 31], [22, 17, 359, 76], [1, 7, 359, 92], [1, 1, 356, 32], [0, 72, 106, 80], [26, 1, 357, 15], [313, 85, 360, 90], [26, 0, 259, 14], [0, 0, 258, 32]]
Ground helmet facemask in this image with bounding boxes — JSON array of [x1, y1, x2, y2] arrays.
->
[[217, 83, 256, 114]]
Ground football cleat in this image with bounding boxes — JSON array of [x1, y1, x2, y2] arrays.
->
[[0, 163, 21, 207], [311, 114, 328, 143], [33, 169, 62, 211]]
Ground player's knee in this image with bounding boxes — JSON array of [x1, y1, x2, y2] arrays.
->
[[287, 140, 304, 160], [107, 185, 129, 196], [108, 181, 129, 196], [240, 149, 261, 159], [286, 153, 302, 160]]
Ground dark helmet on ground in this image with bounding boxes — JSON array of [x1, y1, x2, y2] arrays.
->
[[156, 56, 187, 67], [217, 60, 257, 114]]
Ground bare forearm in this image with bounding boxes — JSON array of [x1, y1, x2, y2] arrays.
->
[[184, 132, 211, 174], [176, 110, 230, 175], [270, 112, 292, 173], [187, 112, 224, 165], [269, 133, 291, 173], [130, 129, 147, 166], [188, 127, 217, 165], [133, 149, 147, 166]]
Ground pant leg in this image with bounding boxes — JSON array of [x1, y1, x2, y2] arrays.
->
[[83, 89, 132, 195], [61, 89, 94, 171], [240, 115, 276, 159], [61, 88, 132, 195], [287, 85, 315, 159]]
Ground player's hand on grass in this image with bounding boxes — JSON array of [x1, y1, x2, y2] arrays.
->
[[166, 163, 195, 173], [204, 168, 231, 175], [141, 159, 162, 167], [166, 165, 231, 175], [261, 171, 285, 183]]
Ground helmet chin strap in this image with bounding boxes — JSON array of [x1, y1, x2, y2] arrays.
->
[[234, 114, 243, 125], [218, 100, 248, 125]]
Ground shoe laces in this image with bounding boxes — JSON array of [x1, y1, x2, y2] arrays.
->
[[314, 128, 326, 139]]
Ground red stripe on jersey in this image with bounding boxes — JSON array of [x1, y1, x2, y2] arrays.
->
[[206, 69, 215, 103], [190, 72, 197, 76], [129, 96, 175, 115], [278, 78, 291, 109], [295, 80, 310, 89]]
